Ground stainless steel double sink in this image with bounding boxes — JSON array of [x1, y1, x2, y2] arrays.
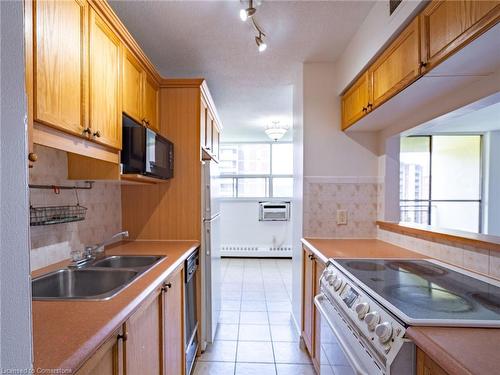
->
[[32, 255, 165, 301]]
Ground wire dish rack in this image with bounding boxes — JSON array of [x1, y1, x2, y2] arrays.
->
[[29, 182, 92, 226], [30, 205, 87, 226]]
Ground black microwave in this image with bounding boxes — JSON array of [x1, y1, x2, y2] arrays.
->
[[121, 114, 174, 179]]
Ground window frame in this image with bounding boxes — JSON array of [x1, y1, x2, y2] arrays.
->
[[399, 134, 483, 232], [219, 141, 293, 199]]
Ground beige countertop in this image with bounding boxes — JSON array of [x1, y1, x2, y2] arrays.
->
[[302, 237, 500, 375], [32, 240, 199, 372]]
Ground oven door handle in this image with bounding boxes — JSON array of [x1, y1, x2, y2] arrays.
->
[[314, 293, 370, 375]]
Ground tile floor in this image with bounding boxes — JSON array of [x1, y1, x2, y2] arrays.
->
[[194, 258, 316, 375]]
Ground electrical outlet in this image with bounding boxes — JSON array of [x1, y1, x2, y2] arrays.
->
[[336, 209, 348, 225]]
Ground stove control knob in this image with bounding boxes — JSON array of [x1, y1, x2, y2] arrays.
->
[[354, 302, 370, 319], [324, 273, 336, 286], [364, 311, 380, 331], [333, 277, 343, 291], [375, 322, 393, 343]]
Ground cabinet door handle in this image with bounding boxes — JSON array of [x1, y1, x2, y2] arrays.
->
[[362, 106, 367, 113], [117, 331, 128, 342], [367, 103, 373, 110], [82, 128, 91, 136], [28, 152, 38, 162], [162, 282, 172, 292], [93, 130, 101, 138], [419, 61, 428, 69]]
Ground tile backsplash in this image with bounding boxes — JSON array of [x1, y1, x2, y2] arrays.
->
[[303, 177, 378, 238], [29, 145, 122, 270]]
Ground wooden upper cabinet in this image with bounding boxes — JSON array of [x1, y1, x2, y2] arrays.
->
[[124, 289, 163, 375], [33, 0, 87, 136], [143, 74, 160, 133], [369, 17, 420, 109], [212, 124, 220, 160], [420, 1, 500, 71], [206, 111, 214, 153], [163, 267, 184, 375], [122, 49, 143, 123], [341, 72, 370, 130], [89, 8, 122, 150], [200, 98, 207, 149]]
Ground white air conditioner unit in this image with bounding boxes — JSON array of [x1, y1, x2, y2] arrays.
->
[[259, 201, 291, 221]]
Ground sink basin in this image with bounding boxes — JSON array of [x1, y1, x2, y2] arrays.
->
[[91, 255, 163, 269], [32, 268, 138, 300]]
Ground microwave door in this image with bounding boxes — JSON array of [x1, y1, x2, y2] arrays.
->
[[121, 115, 146, 173], [145, 128, 173, 179]]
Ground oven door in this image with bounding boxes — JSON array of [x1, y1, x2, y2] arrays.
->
[[315, 293, 383, 375], [145, 128, 173, 179]]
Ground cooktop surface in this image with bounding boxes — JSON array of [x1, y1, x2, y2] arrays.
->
[[334, 259, 500, 325]]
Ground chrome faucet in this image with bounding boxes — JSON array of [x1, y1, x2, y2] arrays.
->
[[70, 231, 129, 268]]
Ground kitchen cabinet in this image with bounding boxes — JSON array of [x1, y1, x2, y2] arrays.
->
[[416, 347, 449, 375], [205, 111, 214, 154], [76, 329, 124, 375], [212, 125, 220, 160], [369, 17, 420, 109], [341, 72, 370, 130], [163, 267, 184, 375], [420, 1, 500, 71], [122, 48, 160, 133], [200, 98, 207, 151], [123, 288, 163, 375], [122, 49, 143, 124], [200, 95, 221, 160], [313, 261, 325, 371], [89, 7, 122, 150], [143, 73, 160, 133], [33, 0, 88, 137]]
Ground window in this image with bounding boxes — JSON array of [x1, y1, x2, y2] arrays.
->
[[219, 143, 293, 198], [400, 135, 482, 232]]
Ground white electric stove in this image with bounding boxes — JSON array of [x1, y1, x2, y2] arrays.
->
[[315, 258, 500, 375]]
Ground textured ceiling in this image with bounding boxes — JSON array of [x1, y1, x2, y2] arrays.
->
[[110, 0, 374, 141]]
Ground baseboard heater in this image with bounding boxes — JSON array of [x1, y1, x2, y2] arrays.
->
[[221, 245, 292, 258]]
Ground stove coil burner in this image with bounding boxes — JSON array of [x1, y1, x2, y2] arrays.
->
[[387, 261, 448, 277], [345, 261, 386, 272], [470, 292, 500, 313], [385, 285, 474, 313]]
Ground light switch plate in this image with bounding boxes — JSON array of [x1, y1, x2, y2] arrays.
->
[[336, 209, 348, 225]]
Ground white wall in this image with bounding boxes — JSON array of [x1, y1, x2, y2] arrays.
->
[[291, 65, 304, 329], [0, 0, 33, 370], [483, 131, 500, 236], [336, 0, 425, 92], [220, 200, 292, 249]]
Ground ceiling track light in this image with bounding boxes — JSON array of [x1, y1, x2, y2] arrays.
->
[[239, 0, 268, 52], [239, 0, 256, 22]]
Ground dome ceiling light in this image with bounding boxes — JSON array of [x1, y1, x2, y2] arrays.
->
[[239, 0, 268, 53], [265, 121, 289, 142]]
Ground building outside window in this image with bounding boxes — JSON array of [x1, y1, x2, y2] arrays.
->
[[219, 142, 293, 198], [400, 135, 482, 232]]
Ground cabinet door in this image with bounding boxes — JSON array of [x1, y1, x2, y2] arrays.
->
[[369, 18, 420, 110], [301, 248, 314, 355], [34, 0, 87, 136], [122, 49, 143, 124], [341, 72, 370, 130], [212, 125, 220, 160], [76, 330, 124, 375], [313, 260, 325, 371], [163, 267, 184, 375], [124, 289, 163, 375], [143, 74, 160, 133], [200, 98, 207, 149], [89, 8, 122, 150], [206, 112, 214, 153], [420, 1, 500, 71], [416, 347, 449, 375]]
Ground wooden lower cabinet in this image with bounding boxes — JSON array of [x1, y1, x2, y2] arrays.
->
[[76, 265, 186, 375], [417, 347, 449, 375], [301, 246, 324, 372], [124, 288, 163, 375], [163, 267, 185, 375], [76, 329, 124, 375]]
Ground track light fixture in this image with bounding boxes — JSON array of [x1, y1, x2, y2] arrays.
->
[[255, 30, 267, 52], [239, 0, 268, 52], [239, 0, 256, 22]]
